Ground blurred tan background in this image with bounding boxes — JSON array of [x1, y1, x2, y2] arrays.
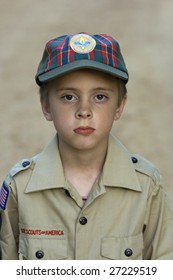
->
[[0, 0, 173, 201]]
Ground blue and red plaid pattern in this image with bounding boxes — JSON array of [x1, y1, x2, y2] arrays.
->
[[36, 32, 128, 85], [0, 181, 9, 210]]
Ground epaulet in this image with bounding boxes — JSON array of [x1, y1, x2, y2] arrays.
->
[[0, 159, 32, 210], [4, 159, 32, 185], [131, 154, 161, 184]]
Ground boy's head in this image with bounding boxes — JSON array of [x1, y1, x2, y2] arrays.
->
[[36, 33, 128, 150], [36, 32, 128, 101]]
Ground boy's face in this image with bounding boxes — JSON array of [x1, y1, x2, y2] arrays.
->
[[41, 69, 126, 152]]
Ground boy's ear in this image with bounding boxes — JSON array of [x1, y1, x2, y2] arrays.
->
[[114, 95, 127, 121], [40, 98, 53, 121]]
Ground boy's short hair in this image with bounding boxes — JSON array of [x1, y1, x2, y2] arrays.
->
[[35, 32, 129, 87]]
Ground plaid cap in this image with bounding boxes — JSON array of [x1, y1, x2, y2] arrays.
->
[[35, 32, 129, 86]]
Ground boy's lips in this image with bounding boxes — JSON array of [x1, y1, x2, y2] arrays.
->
[[74, 126, 95, 136]]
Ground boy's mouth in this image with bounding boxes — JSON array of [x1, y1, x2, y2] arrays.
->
[[74, 126, 95, 136]]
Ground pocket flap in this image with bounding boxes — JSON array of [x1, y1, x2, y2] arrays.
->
[[101, 233, 143, 260]]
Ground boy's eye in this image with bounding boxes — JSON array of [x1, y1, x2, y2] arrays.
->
[[95, 95, 108, 102], [62, 95, 77, 102]]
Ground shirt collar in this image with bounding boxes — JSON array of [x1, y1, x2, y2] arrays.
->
[[102, 134, 141, 191], [25, 134, 65, 193], [25, 134, 141, 193]]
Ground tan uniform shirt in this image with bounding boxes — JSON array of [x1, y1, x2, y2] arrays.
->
[[0, 134, 173, 260]]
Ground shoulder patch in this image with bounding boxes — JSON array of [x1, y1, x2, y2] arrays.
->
[[0, 181, 9, 210], [4, 159, 32, 185], [131, 154, 161, 184]]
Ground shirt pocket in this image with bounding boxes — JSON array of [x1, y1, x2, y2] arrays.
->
[[101, 233, 143, 260], [18, 224, 67, 260]]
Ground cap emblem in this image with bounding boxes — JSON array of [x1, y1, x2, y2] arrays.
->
[[70, 33, 96, 54]]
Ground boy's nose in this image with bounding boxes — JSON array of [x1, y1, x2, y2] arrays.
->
[[75, 104, 92, 119]]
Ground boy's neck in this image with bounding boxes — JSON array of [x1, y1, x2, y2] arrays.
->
[[58, 138, 108, 171], [57, 137, 108, 196]]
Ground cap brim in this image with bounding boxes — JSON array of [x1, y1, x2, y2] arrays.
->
[[36, 60, 128, 85]]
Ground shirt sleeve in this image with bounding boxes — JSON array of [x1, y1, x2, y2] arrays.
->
[[143, 177, 173, 260]]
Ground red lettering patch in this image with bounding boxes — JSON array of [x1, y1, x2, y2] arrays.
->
[[21, 228, 64, 236]]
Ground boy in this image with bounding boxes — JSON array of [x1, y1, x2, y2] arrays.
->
[[0, 32, 173, 260]]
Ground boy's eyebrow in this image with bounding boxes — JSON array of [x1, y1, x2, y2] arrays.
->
[[90, 87, 115, 93], [55, 87, 79, 92]]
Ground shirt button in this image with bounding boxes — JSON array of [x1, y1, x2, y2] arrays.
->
[[131, 156, 138, 163], [79, 216, 87, 225], [35, 250, 44, 259], [124, 248, 133, 257], [22, 160, 30, 168]]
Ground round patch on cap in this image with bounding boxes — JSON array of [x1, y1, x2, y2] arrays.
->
[[70, 33, 96, 54]]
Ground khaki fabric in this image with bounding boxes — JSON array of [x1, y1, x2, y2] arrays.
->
[[0, 134, 173, 260]]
